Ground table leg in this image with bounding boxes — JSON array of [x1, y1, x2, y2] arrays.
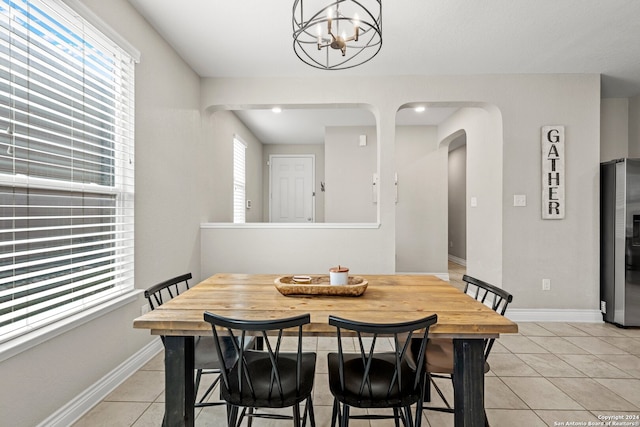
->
[[164, 336, 195, 427], [453, 338, 485, 427]]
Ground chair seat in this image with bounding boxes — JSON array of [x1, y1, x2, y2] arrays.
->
[[425, 338, 490, 374], [328, 352, 421, 408], [221, 351, 317, 408]]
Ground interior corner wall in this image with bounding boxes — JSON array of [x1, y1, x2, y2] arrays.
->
[[0, 1, 211, 425], [601, 98, 629, 161], [448, 144, 467, 261], [629, 95, 640, 157]]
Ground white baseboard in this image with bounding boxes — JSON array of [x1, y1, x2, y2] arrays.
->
[[506, 309, 603, 323], [38, 338, 164, 427], [448, 255, 466, 266], [396, 272, 450, 282]]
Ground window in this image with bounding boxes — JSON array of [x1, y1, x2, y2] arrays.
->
[[0, 0, 135, 343], [233, 137, 246, 223]]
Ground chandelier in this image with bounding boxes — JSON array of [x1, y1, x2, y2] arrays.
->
[[292, 0, 382, 70]]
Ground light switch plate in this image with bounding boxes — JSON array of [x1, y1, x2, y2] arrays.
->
[[513, 194, 527, 207], [470, 196, 478, 207]]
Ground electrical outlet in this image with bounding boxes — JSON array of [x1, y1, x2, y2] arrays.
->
[[141, 303, 150, 315], [600, 301, 606, 313], [542, 279, 551, 291]]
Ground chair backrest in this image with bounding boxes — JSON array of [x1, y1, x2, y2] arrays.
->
[[144, 273, 192, 310], [462, 274, 513, 358], [203, 312, 311, 404], [328, 314, 438, 403]]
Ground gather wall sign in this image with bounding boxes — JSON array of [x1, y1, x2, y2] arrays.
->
[[542, 125, 565, 219]]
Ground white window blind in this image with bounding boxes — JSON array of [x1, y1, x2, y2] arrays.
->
[[0, 0, 135, 342], [233, 137, 245, 223]]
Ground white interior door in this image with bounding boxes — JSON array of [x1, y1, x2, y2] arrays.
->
[[270, 156, 314, 222]]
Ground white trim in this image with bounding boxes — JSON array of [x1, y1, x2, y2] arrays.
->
[[395, 272, 450, 282], [0, 290, 140, 363], [60, 0, 141, 62], [201, 222, 381, 229], [37, 338, 163, 427], [505, 308, 603, 323], [448, 254, 467, 266]]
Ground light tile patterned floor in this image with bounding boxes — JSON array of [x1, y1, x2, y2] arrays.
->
[[73, 263, 640, 426]]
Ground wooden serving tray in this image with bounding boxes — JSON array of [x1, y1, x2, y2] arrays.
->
[[274, 275, 368, 297]]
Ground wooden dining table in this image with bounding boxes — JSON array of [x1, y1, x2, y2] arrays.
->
[[133, 273, 518, 427]]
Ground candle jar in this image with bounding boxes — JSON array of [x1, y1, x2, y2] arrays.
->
[[329, 265, 349, 285]]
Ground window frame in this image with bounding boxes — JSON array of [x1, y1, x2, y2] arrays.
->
[[233, 136, 246, 224], [0, 0, 138, 352]]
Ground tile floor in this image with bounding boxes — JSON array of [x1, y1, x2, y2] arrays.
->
[[73, 263, 640, 426]]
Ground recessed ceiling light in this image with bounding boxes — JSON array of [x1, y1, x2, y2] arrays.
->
[[272, 107, 282, 113], [414, 106, 425, 113]]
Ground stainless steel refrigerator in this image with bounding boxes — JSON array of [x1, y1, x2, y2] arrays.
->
[[600, 158, 640, 327]]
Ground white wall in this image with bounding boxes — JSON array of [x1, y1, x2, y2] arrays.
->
[[202, 74, 600, 311], [200, 74, 601, 315], [395, 125, 447, 273], [448, 143, 467, 261], [438, 107, 503, 285], [325, 126, 378, 222], [0, 1, 213, 425], [601, 98, 629, 161], [500, 77, 600, 310], [201, 224, 387, 277]]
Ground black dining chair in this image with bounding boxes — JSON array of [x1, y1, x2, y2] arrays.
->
[[203, 312, 317, 427], [144, 273, 254, 408], [327, 314, 438, 427], [422, 274, 513, 425]]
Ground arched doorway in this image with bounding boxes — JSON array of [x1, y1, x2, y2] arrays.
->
[[394, 104, 503, 285]]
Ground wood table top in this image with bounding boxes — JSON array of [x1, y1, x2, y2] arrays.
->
[[133, 274, 518, 338]]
